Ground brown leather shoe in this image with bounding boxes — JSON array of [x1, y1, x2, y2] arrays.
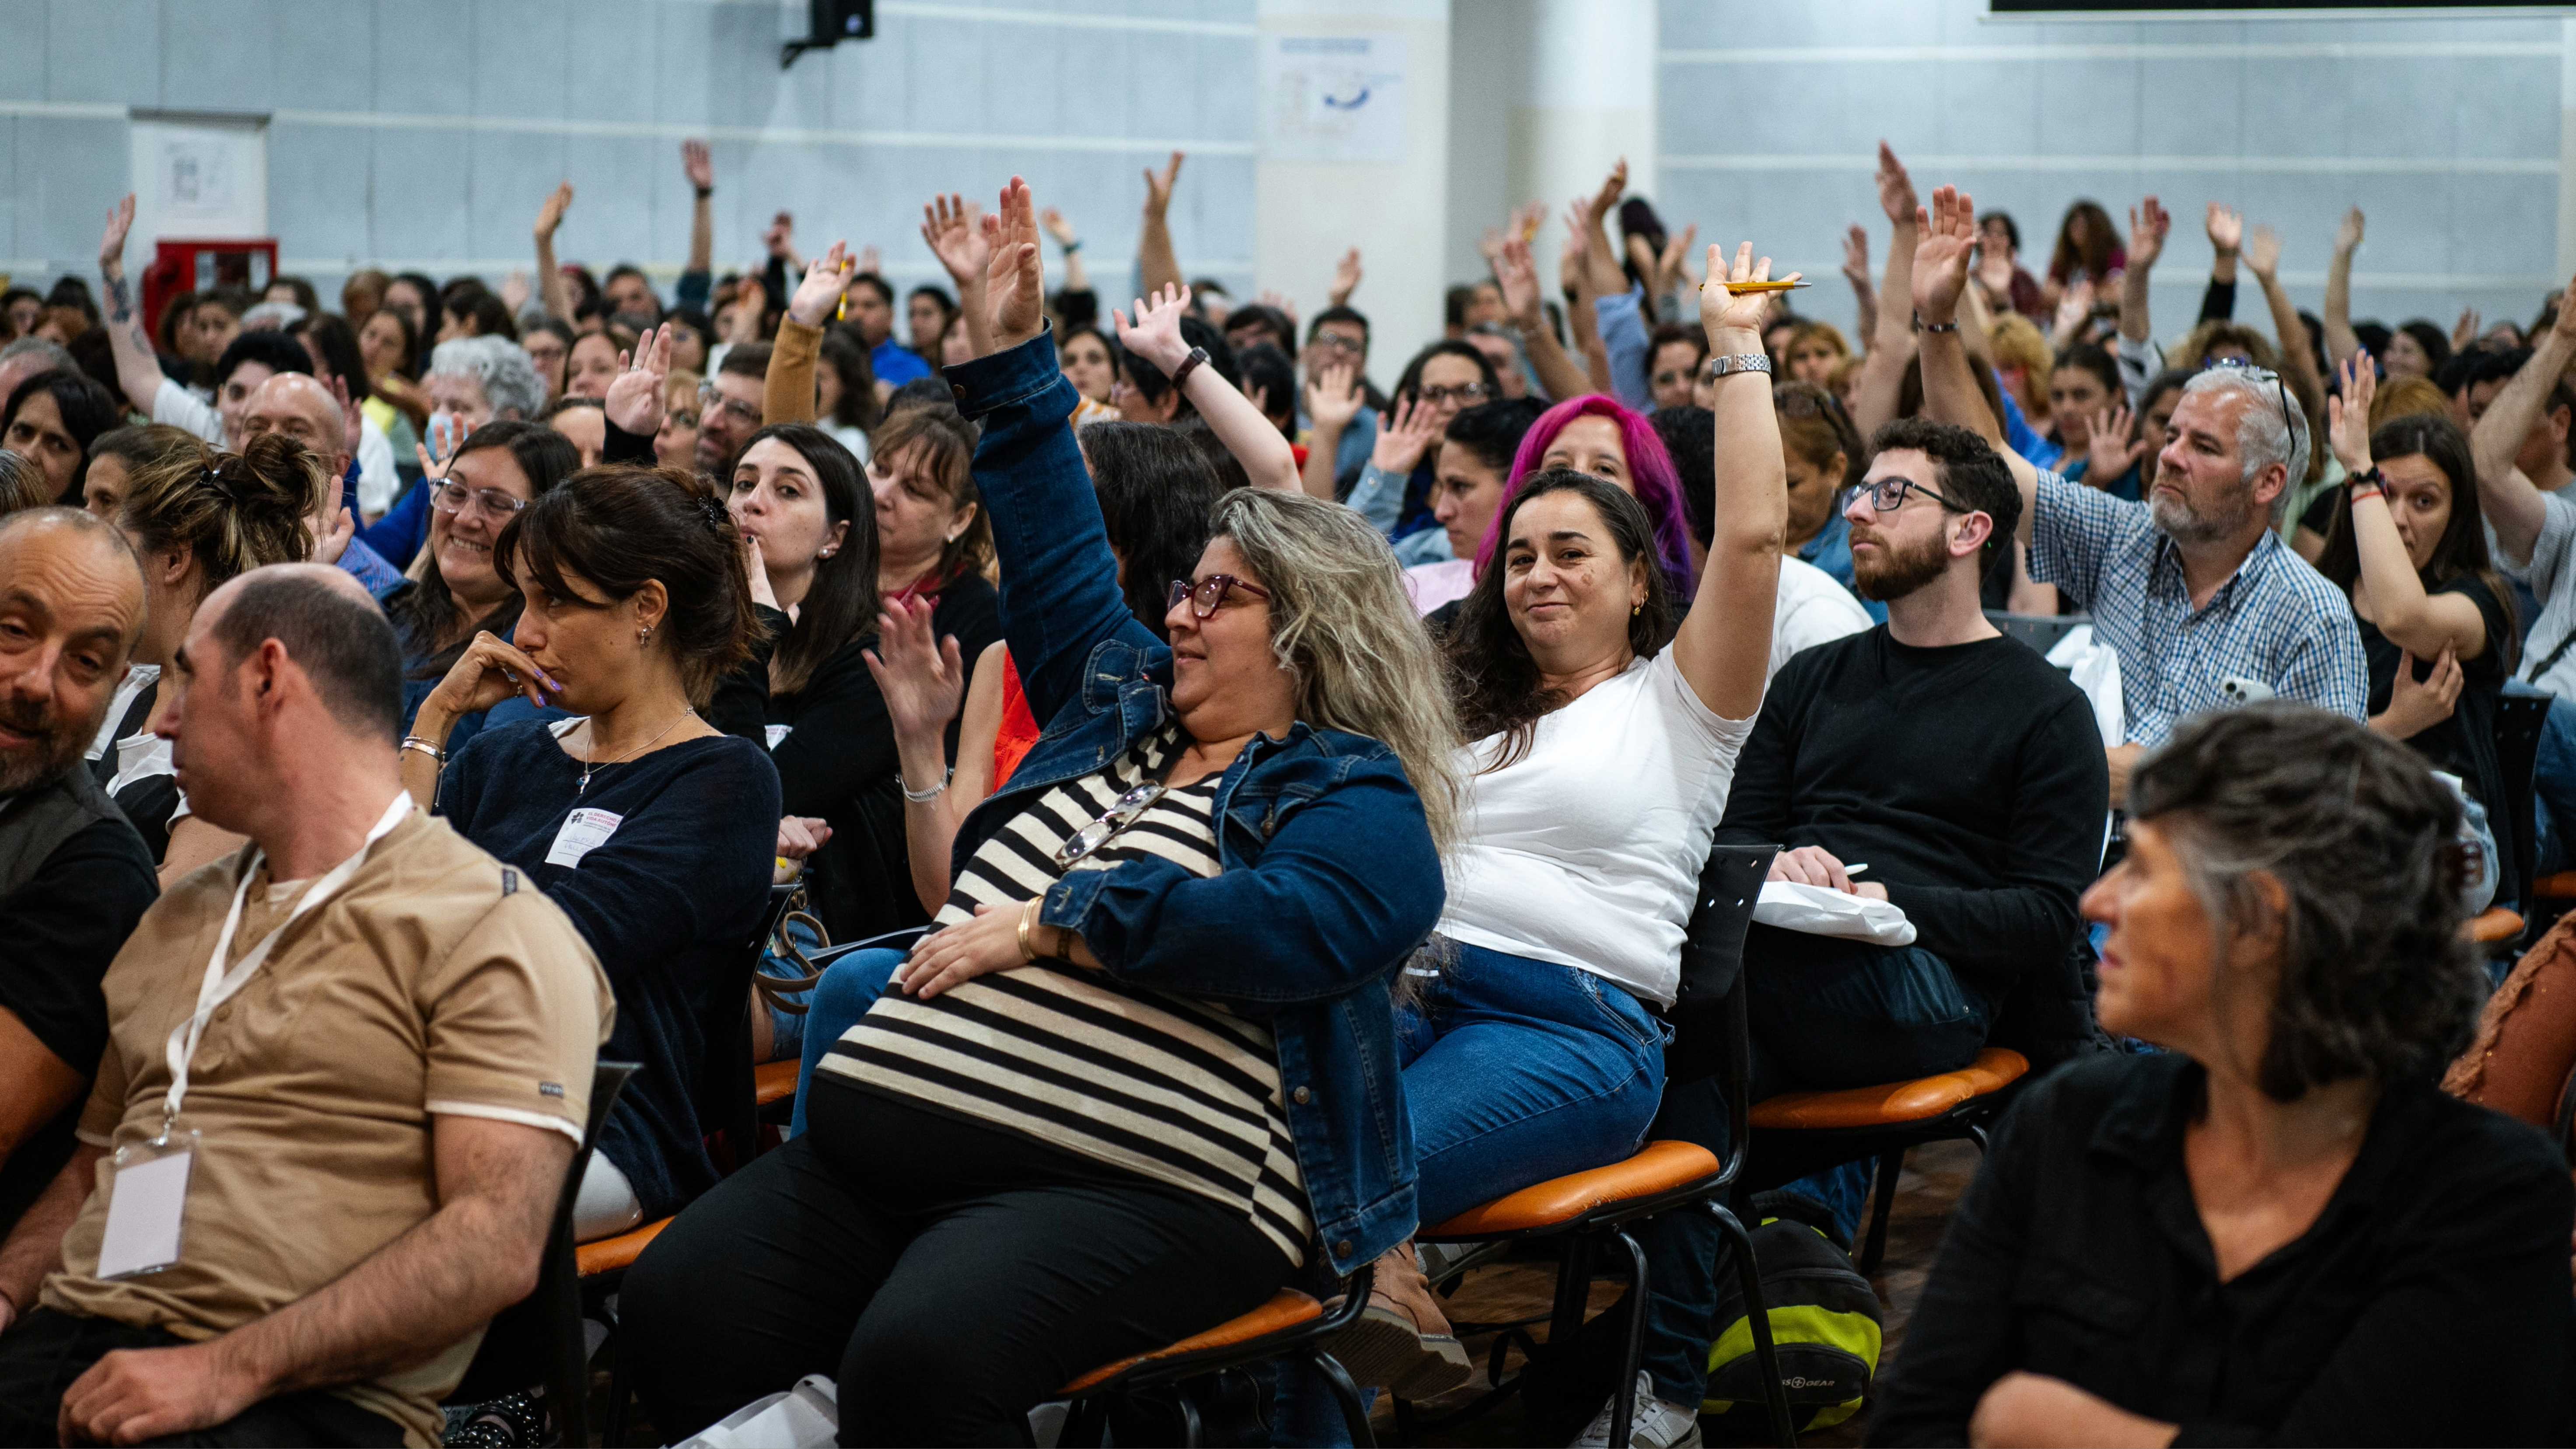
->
[[1325, 1242, 1476, 1398]]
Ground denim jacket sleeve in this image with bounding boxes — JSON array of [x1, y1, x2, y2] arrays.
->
[[1038, 750, 1445, 1009], [1595, 284, 1655, 411], [1346, 458, 1405, 537], [945, 330, 1163, 728]]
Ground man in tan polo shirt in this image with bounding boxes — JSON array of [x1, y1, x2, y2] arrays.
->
[[0, 564, 612, 1447]]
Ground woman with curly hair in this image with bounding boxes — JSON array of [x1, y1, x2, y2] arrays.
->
[[1876, 703, 2573, 1447]]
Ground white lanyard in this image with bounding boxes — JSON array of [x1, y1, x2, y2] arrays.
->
[[159, 793, 412, 1135]]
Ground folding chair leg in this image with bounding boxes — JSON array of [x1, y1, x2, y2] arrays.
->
[[1310, 1350, 1379, 1449], [1548, 1234, 1595, 1348], [1177, 1387, 1202, 1448], [1859, 1147, 1904, 1276], [1710, 1202, 1799, 1449], [1607, 1229, 1654, 1449], [542, 1257, 588, 1449], [1059, 1394, 1106, 1447]]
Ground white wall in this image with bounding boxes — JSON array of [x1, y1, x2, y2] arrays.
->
[[1254, 0, 1451, 375], [0, 0, 1262, 310], [1654, 0, 2568, 347]]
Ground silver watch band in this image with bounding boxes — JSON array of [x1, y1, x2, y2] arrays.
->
[[1704, 353, 1772, 381]]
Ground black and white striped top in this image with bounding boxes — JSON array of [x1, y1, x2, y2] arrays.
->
[[818, 725, 1313, 1264]]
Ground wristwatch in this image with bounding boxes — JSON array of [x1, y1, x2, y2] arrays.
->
[[1915, 313, 1960, 335], [1171, 346, 1210, 390], [1703, 353, 1772, 381]]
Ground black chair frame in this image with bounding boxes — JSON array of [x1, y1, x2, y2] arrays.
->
[[1392, 844, 1798, 1449], [1058, 1265, 1378, 1448], [445, 1060, 640, 1449], [1739, 1092, 2018, 1278], [2495, 691, 2548, 941]]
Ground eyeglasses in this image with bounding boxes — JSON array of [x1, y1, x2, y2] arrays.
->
[[2209, 362, 2300, 436], [1310, 328, 1365, 356], [1168, 573, 1272, 618], [1416, 383, 1492, 407], [696, 383, 762, 426], [1054, 781, 1170, 868], [1855, 475, 1968, 514], [429, 479, 529, 519]]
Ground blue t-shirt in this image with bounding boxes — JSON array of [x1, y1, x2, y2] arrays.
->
[[439, 722, 781, 1216], [871, 339, 932, 387]]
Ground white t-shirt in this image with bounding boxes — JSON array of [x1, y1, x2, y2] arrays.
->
[[151, 378, 223, 444], [1440, 647, 1757, 1006], [1770, 555, 1873, 680]]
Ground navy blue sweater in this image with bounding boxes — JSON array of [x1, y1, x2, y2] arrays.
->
[[440, 721, 779, 1217]]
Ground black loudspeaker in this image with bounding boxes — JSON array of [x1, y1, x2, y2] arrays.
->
[[785, 0, 872, 66]]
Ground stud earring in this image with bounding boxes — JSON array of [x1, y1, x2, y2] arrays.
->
[[639, 624, 653, 641]]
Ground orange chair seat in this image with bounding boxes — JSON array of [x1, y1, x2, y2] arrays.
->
[[754, 1058, 798, 1107], [576, 1216, 671, 1277], [2468, 907, 2525, 945], [1420, 1140, 1721, 1240], [2536, 873, 2576, 902], [1748, 1047, 2029, 1132], [1060, 1290, 1322, 1395]]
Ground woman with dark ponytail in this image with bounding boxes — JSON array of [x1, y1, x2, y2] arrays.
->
[[400, 463, 781, 1240], [109, 430, 336, 873]]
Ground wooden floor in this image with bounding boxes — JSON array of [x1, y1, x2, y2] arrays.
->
[[1384, 1138, 1982, 1448]]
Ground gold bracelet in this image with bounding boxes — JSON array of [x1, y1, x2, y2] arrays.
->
[[1016, 900, 1037, 963]]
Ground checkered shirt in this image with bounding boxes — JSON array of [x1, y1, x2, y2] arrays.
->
[[2026, 471, 2367, 746]]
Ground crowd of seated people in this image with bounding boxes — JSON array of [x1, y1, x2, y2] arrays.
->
[[0, 120, 2571, 1449]]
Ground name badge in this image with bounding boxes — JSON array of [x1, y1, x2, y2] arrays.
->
[[546, 807, 624, 869], [96, 1130, 198, 1280]]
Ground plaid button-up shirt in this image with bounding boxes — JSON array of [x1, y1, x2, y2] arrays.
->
[[2027, 472, 2366, 746]]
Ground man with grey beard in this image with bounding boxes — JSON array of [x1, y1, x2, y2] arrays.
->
[[1911, 183, 2364, 805], [0, 510, 157, 1239]]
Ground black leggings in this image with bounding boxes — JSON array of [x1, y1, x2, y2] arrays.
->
[[623, 1082, 1294, 1446]]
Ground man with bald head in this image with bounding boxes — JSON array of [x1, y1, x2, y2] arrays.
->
[[0, 511, 158, 1245], [0, 563, 610, 1446], [239, 374, 408, 600]]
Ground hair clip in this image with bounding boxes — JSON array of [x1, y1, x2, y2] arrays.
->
[[697, 495, 728, 533]]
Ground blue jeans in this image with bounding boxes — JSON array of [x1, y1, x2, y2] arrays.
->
[[1635, 938, 1987, 1407], [1395, 944, 1668, 1231], [2506, 679, 2576, 879], [788, 948, 905, 1138]]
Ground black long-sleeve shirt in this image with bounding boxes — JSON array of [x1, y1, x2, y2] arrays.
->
[[1873, 1053, 2575, 1446], [1712, 627, 2106, 994]]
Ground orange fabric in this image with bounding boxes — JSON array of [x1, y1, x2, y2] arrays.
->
[[993, 650, 1041, 792], [2445, 912, 2576, 1132], [2536, 873, 2576, 901], [1747, 1047, 2030, 1131], [2468, 907, 2525, 944], [1059, 1290, 1323, 1394], [753, 1058, 798, 1107], [576, 1216, 671, 1277], [1420, 1140, 1721, 1240]]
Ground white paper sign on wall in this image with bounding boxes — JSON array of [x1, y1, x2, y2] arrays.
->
[[1261, 35, 1407, 164]]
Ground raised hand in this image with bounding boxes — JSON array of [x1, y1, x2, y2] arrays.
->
[[1875, 141, 1919, 229], [860, 594, 968, 747], [763, 211, 796, 260], [2127, 195, 2170, 273], [2452, 306, 2481, 353], [500, 270, 531, 314], [328, 372, 363, 462], [1842, 223, 1872, 289], [605, 322, 674, 437], [1495, 235, 1544, 327], [1477, 225, 1507, 267], [1039, 205, 1077, 248], [2243, 223, 2282, 280], [2205, 203, 2243, 258], [310, 502, 354, 566], [2335, 206, 2365, 256], [1584, 158, 1629, 234], [2053, 276, 2097, 338], [1656, 223, 1700, 297], [681, 138, 713, 193], [2085, 403, 2145, 483], [1114, 283, 1196, 377], [1701, 240, 1794, 340], [100, 194, 135, 272], [2327, 353, 2378, 475], [978, 175, 1046, 356], [535, 182, 573, 241], [1304, 361, 1364, 433], [1330, 247, 1363, 307], [1143, 150, 1185, 220], [786, 240, 856, 327], [1370, 394, 1441, 474], [921, 195, 989, 288], [1912, 185, 1979, 326]]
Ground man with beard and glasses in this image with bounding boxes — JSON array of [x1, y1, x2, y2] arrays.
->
[[1572, 419, 2108, 1445], [1913, 184, 2364, 805], [0, 510, 157, 1242]]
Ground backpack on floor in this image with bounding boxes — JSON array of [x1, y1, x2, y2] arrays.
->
[[1699, 1198, 1882, 1433]]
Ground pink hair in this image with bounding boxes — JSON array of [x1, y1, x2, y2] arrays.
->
[[1473, 394, 1696, 590]]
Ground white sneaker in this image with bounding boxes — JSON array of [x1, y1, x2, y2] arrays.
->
[[1570, 1371, 1703, 1449]]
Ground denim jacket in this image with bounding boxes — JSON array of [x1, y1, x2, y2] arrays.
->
[[943, 330, 1444, 1277]]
